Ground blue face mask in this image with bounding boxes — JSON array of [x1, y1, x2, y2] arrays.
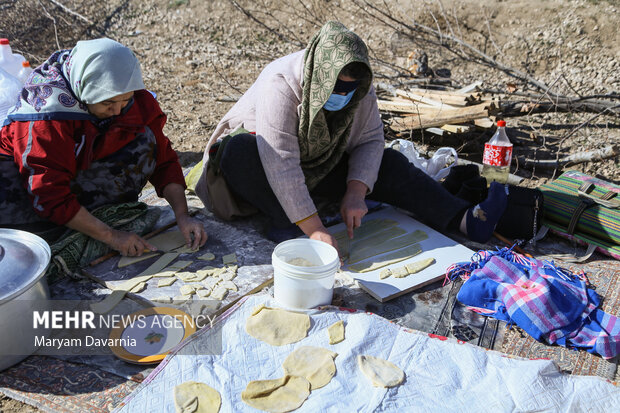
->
[[323, 90, 355, 111]]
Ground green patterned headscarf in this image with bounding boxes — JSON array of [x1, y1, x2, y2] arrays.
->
[[299, 21, 372, 190]]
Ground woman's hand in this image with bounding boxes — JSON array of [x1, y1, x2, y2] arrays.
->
[[340, 180, 369, 239], [106, 229, 156, 256], [297, 214, 339, 251], [309, 229, 339, 251], [176, 213, 208, 250], [162, 183, 208, 249], [66, 207, 155, 256]]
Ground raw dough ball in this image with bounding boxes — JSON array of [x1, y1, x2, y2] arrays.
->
[[245, 305, 310, 346], [241, 375, 310, 413], [173, 380, 221, 413], [282, 346, 338, 389], [357, 355, 405, 388], [327, 320, 345, 344]]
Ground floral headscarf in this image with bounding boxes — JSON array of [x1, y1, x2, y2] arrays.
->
[[4, 38, 144, 126]]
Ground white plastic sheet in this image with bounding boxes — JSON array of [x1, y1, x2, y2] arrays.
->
[[116, 295, 620, 412], [387, 139, 458, 181]]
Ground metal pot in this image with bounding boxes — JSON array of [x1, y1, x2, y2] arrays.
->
[[0, 229, 51, 371]]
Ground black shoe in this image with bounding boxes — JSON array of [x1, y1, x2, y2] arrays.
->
[[455, 177, 488, 205], [442, 164, 480, 195]]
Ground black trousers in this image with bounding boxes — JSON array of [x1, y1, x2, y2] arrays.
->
[[219, 133, 470, 231]]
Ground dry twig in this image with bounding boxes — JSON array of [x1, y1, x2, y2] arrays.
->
[[37, 0, 60, 50], [351, 0, 555, 94], [46, 0, 92, 24]]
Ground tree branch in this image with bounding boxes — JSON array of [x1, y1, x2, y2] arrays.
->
[[352, 0, 555, 94], [517, 144, 619, 170], [47, 0, 93, 24]]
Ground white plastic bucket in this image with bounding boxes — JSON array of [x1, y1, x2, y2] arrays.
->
[[272, 239, 340, 309]]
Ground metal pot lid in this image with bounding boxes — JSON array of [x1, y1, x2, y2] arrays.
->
[[0, 229, 51, 301]]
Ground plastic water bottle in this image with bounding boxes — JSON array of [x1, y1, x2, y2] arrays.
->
[[0, 67, 22, 125], [17, 61, 33, 83], [0, 38, 26, 78], [481, 120, 512, 184]]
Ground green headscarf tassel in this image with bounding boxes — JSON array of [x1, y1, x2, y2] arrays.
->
[[299, 21, 372, 190]]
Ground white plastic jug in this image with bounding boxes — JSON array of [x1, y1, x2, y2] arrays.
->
[[17, 61, 33, 84], [0, 38, 26, 79], [0, 67, 22, 125]]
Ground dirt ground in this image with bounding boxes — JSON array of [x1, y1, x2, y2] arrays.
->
[[2, 0, 619, 184], [0, 0, 619, 410]]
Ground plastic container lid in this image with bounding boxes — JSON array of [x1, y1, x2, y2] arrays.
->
[[0, 229, 51, 302], [497, 120, 506, 127], [22, 61, 30, 68], [0, 39, 9, 45]]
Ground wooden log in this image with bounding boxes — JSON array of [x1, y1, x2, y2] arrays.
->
[[425, 127, 445, 136], [406, 91, 467, 106], [441, 124, 472, 133], [390, 102, 496, 131], [405, 88, 481, 106], [517, 144, 619, 169], [395, 89, 459, 108], [499, 99, 620, 117], [377, 99, 436, 113], [457, 81, 483, 94], [474, 117, 495, 128]]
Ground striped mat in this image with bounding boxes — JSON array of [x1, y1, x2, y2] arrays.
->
[[540, 170, 619, 258]]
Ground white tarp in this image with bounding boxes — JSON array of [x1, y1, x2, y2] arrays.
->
[[116, 295, 620, 412]]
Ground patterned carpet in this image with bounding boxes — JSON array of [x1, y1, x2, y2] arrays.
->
[[0, 356, 139, 412], [0, 200, 617, 411]]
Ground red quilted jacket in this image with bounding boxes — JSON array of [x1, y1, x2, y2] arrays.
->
[[0, 89, 185, 225]]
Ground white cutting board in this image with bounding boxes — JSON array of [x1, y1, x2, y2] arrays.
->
[[330, 206, 474, 302]]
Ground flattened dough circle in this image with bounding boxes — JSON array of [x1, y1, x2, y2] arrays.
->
[[173, 381, 221, 413], [282, 346, 338, 390], [357, 355, 405, 388], [241, 375, 310, 413], [245, 305, 310, 346]]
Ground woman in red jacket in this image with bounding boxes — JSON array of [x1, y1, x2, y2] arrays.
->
[[0, 38, 206, 258]]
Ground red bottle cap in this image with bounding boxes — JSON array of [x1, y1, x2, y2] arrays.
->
[[497, 120, 506, 127], [22, 61, 30, 67], [0, 39, 9, 45]]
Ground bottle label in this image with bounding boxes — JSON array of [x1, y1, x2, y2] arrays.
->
[[483, 143, 512, 166]]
